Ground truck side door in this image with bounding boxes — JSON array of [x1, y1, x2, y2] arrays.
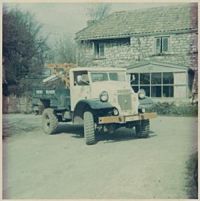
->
[[70, 70, 91, 111]]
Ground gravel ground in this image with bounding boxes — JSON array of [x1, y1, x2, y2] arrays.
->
[[2, 114, 198, 199]]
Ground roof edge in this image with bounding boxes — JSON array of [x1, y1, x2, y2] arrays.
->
[[127, 61, 189, 70], [75, 28, 197, 41]]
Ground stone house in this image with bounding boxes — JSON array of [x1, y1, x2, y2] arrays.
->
[[75, 3, 198, 100]]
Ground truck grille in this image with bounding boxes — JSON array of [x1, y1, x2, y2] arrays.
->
[[118, 94, 132, 111]]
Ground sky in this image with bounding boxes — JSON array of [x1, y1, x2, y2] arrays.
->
[[4, 2, 182, 45]]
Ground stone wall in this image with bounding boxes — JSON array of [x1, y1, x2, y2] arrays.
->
[[78, 32, 197, 68], [3, 95, 32, 114]]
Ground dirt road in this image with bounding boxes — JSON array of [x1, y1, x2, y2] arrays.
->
[[3, 114, 198, 199]]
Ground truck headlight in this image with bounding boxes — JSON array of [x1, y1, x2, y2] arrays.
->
[[100, 91, 109, 102], [113, 107, 119, 116], [138, 89, 145, 99]]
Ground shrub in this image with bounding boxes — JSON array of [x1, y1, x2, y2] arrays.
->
[[146, 102, 198, 116]]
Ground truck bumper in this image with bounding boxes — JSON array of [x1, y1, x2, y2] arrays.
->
[[98, 112, 157, 124]]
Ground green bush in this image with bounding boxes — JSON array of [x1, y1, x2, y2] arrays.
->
[[146, 102, 198, 116]]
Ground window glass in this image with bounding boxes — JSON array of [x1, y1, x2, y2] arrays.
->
[[94, 43, 104, 57], [91, 73, 108, 82], [130, 72, 177, 98], [151, 86, 161, 97], [132, 86, 139, 93], [140, 86, 150, 97], [163, 86, 173, 97], [109, 73, 118, 80], [155, 37, 169, 54], [109, 72, 125, 81], [74, 71, 89, 86], [156, 38, 161, 54], [99, 43, 104, 57], [151, 73, 161, 84], [163, 72, 173, 84], [162, 37, 168, 52], [94, 43, 99, 56], [140, 73, 150, 84], [131, 73, 138, 84]]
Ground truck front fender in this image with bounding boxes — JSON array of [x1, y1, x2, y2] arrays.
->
[[73, 99, 114, 124], [82, 99, 114, 110]]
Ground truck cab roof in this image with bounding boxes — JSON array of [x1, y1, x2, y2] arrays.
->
[[70, 67, 126, 72]]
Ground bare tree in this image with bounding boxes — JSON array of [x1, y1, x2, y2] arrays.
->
[[86, 3, 111, 21], [53, 35, 76, 64]]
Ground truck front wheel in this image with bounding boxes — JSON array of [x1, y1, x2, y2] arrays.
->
[[135, 119, 150, 138], [84, 111, 96, 145], [42, 108, 58, 134]]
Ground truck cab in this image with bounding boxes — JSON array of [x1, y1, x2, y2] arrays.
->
[[70, 67, 138, 116]]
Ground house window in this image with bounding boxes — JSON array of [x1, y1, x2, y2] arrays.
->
[[151, 73, 162, 97], [94, 42, 104, 58], [131, 72, 175, 98], [155, 37, 169, 54], [140, 73, 150, 96], [163, 73, 174, 97]]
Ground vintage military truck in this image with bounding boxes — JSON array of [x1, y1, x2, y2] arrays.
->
[[33, 64, 156, 145]]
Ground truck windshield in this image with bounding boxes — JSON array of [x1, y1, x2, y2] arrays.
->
[[91, 72, 126, 82]]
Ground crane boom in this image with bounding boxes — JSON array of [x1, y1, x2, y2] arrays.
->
[[43, 63, 76, 87]]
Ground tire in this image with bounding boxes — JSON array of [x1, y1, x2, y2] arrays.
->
[[84, 111, 95, 145], [42, 108, 58, 134], [135, 119, 150, 138]]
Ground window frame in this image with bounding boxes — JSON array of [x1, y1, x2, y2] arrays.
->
[[155, 36, 169, 54], [94, 42, 105, 58], [131, 72, 176, 98]]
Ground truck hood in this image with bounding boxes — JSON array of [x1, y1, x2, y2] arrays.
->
[[90, 81, 133, 97]]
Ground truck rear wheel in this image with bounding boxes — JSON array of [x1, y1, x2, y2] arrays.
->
[[42, 108, 58, 134], [84, 111, 95, 145], [135, 119, 150, 138]]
